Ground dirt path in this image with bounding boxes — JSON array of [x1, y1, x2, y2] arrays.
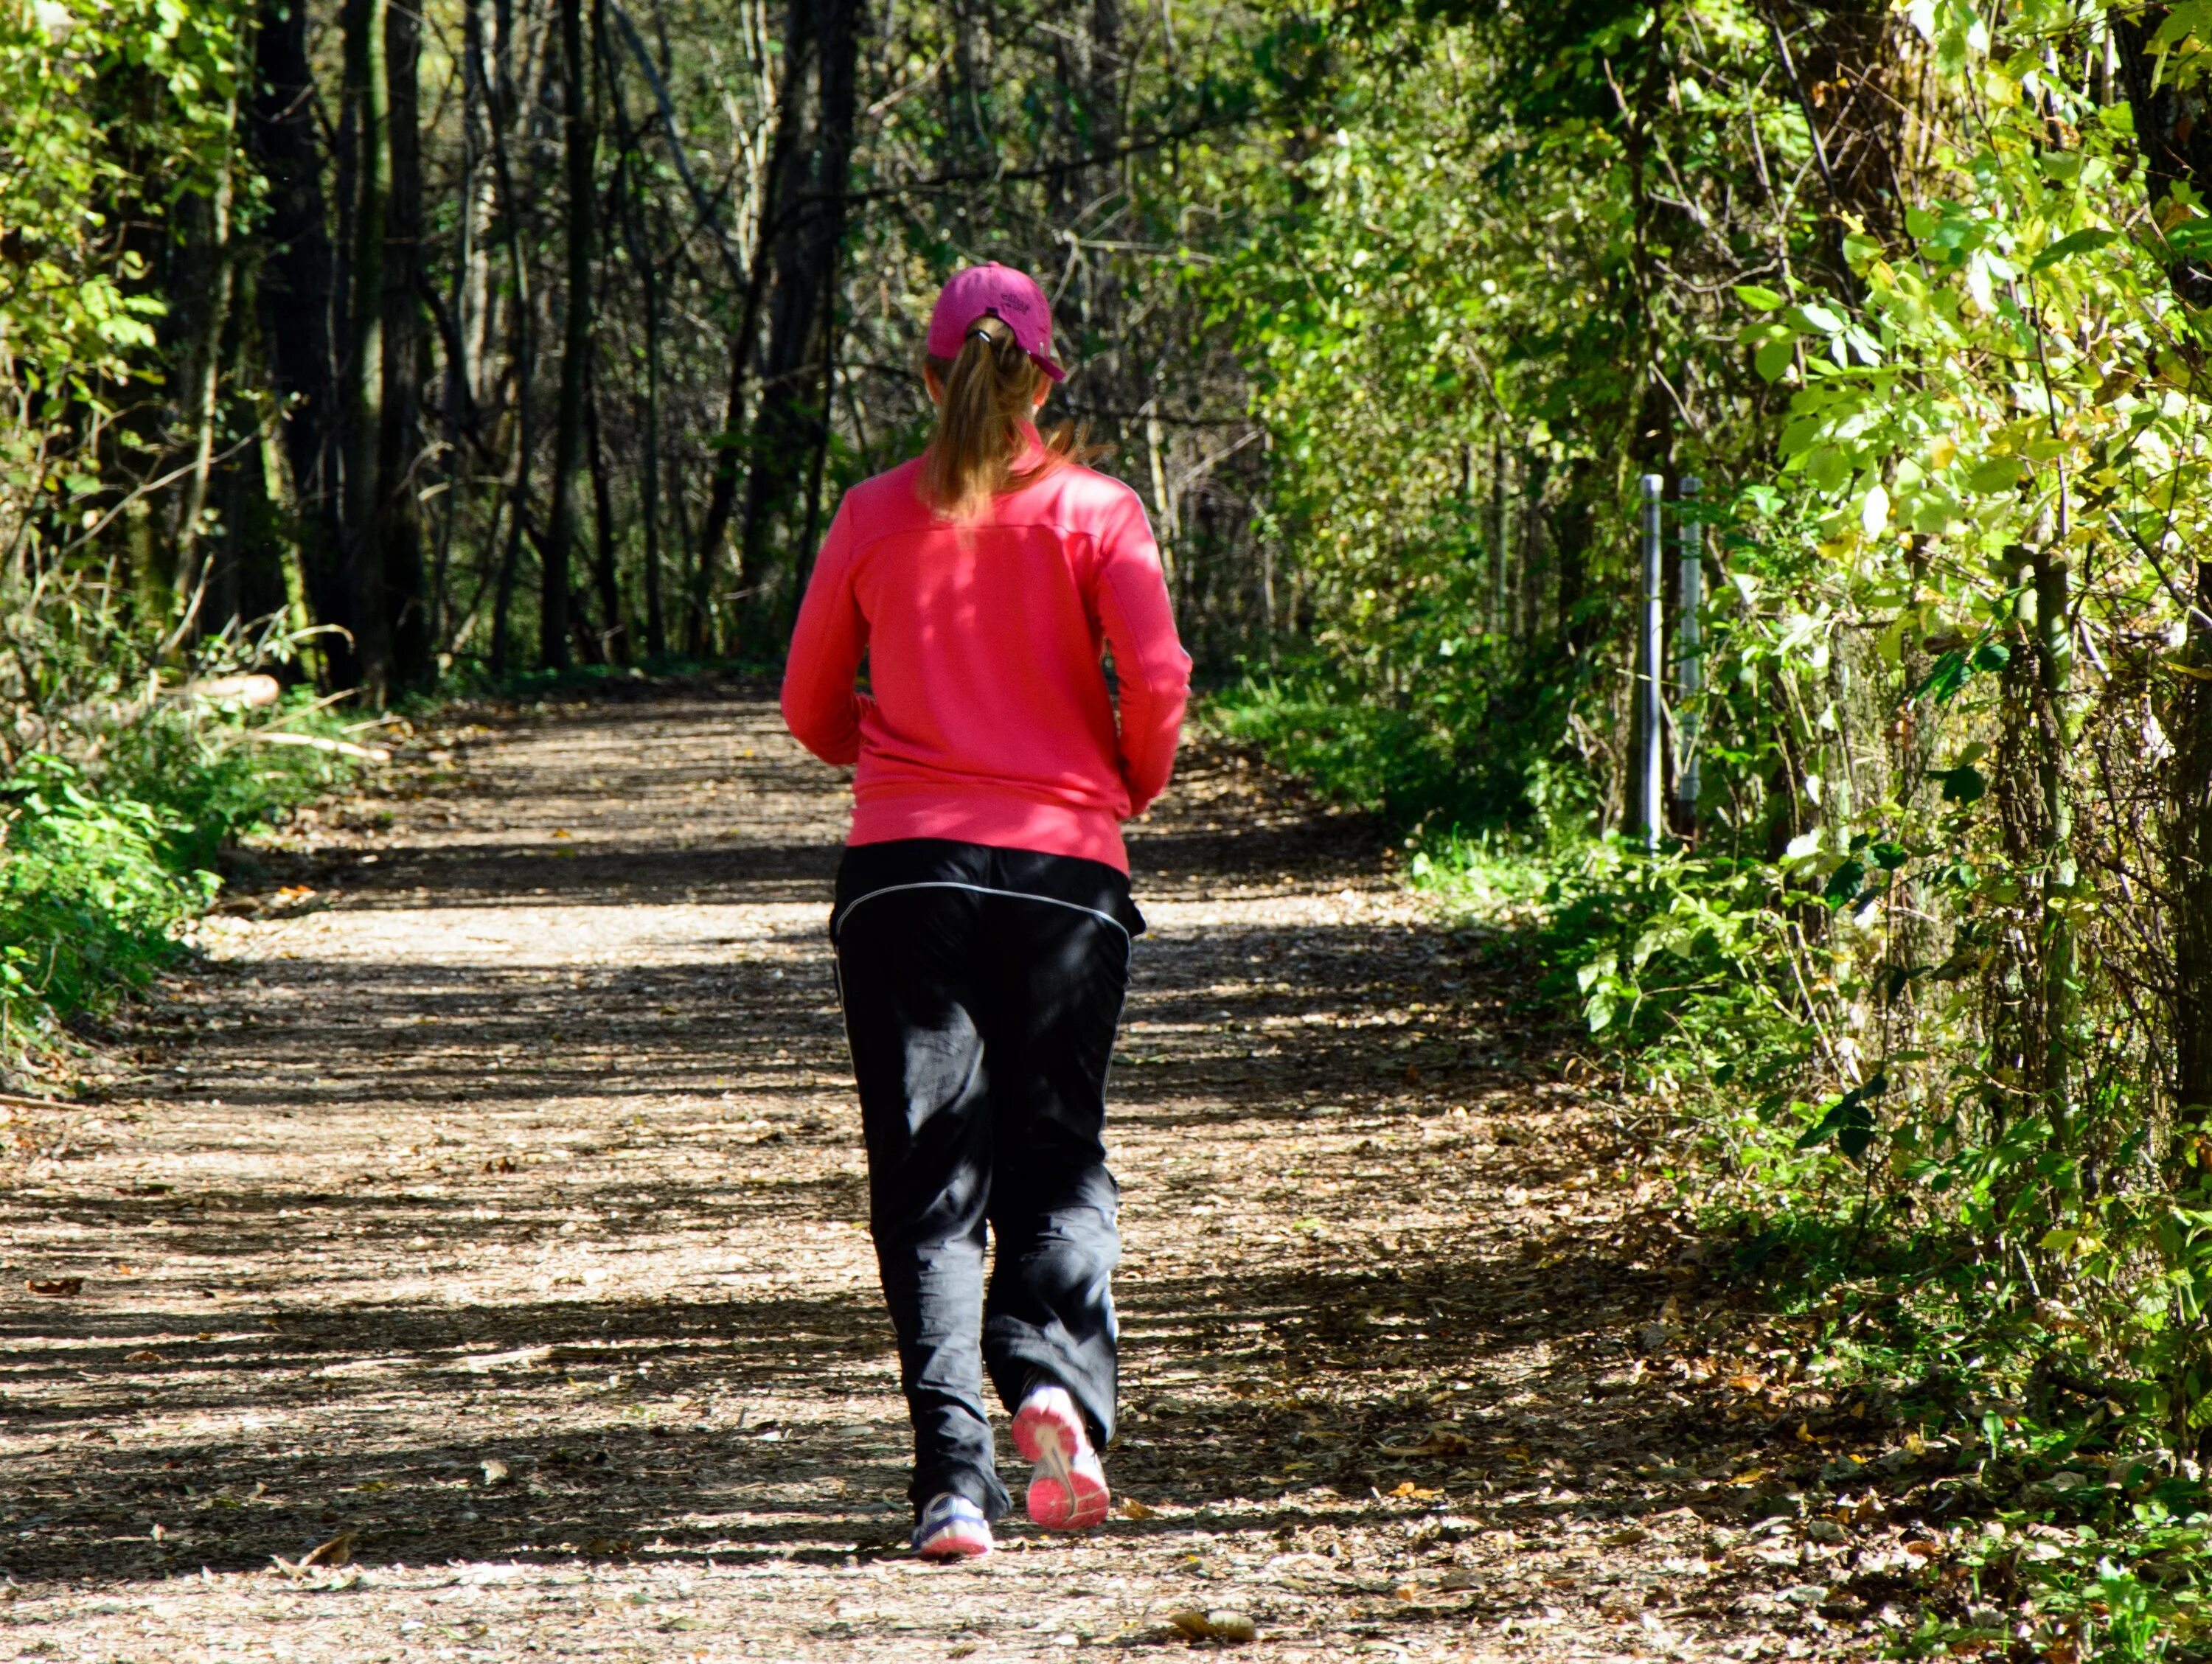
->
[[0, 690, 1878, 1662]]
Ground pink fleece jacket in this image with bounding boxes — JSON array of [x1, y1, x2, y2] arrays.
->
[[781, 435, 1192, 872]]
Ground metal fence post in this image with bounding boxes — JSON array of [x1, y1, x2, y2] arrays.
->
[[1676, 476, 1703, 825], [1641, 474, 1665, 850], [1491, 439, 1509, 636]]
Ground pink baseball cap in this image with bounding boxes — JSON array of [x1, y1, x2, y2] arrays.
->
[[926, 262, 1067, 383]]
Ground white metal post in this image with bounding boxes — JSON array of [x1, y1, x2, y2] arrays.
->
[[1641, 475, 1665, 850], [1677, 475, 1703, 824]]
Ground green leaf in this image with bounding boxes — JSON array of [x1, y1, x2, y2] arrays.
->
[[1916, 649, 1971, 701], [1754, 338, 1796, 382], [1935, 764, 1987, 804], [2029, 228, 2118, 273], [1966, 457, 2024, 493], [2168, 220, 2212, 259], [1795, 1072, 1888, 1162], [1778, 415, 1825, 459], [1734, 283, 1786, 311], [1972, 641, 2011, 674], [1823, 857, 1868, 909]]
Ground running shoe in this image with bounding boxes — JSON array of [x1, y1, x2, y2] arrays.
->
[[910, 1492, 995, 1559], [1012, 1380, 1110, 1531]]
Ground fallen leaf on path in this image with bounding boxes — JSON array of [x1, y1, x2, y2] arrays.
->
[[124, 1348, 168, 1364], [301, 1529, 355, 1567], [27, 1278, 83, 1297], [1388, 1481, 1441, 1499], [1119, 1497, 1158, 1519], [1169, 1609, 1257, 1643], [481, 1458, 510, 1485]]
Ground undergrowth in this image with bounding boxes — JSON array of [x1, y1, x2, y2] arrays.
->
[[1206, 683, 2212, 1661], [0, 692, 358, 1084]]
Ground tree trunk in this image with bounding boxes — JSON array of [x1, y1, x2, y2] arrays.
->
[[220, 333, 296, 635], [481, 0, 533, 678], [2028, 546, 2077, 1149], [1551, 457, 1600, 655], [381, 0, 431, 689], [170, 95, 238, 638], [2112, 11, 2212, 1132], [946, 0, 990, 160], [431, 0, 487, 657], [2115, 9, 2212, 305], [585, 374, 627, 661], [341, 0, 394, 699], [734, 0, 860, 647], [542, 0, 597, 669], [247, 0, 357, 688], [692, 0, 810, 652], [599, 17, 667, 658], [2168, 556, 2212, 1138], [791, 250, 840, 602]]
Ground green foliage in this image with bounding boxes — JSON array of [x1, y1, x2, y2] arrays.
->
[[96, 695, 358, 871], [0, 755, 215, 1034], [1206, 0, 2212, 1642], [0, 689, 354, 1071], [1208, 641, 1587, 829], [0, 0, 249, 538]]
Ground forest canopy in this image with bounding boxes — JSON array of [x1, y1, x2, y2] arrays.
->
[[13, 0, 2212, 1646]]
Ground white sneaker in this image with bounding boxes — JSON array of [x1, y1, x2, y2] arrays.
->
[[910, 1492, 994, 1559]]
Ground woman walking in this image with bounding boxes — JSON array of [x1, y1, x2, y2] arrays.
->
[[781, 263, 1191, 1560]]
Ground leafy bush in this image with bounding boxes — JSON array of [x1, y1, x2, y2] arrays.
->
[[94, 696, 356, 872], [0, 691, 358, 1073], [1209, 644, 1599, 835], [0, 755, 215, 1042]]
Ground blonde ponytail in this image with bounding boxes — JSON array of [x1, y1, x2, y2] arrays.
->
[[918, 316, 1079, 521]]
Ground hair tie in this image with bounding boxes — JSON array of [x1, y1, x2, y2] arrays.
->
[[966, 322, 997, 345]]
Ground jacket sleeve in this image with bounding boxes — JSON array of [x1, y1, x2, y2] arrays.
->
[[1091, 490, 1192, 815], [780, 498, 870, 766]]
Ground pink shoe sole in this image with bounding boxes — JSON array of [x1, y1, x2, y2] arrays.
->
[[1012, 1393, 1109, 1531]]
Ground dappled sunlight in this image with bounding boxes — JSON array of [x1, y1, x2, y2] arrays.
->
[[1, 698, 1866, 1659]]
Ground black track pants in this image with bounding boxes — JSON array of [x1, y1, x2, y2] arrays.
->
[[832, 838, 1140, 1520]]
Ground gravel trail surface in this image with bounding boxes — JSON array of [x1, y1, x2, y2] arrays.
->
[[1, 690, 1871, 1661]]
